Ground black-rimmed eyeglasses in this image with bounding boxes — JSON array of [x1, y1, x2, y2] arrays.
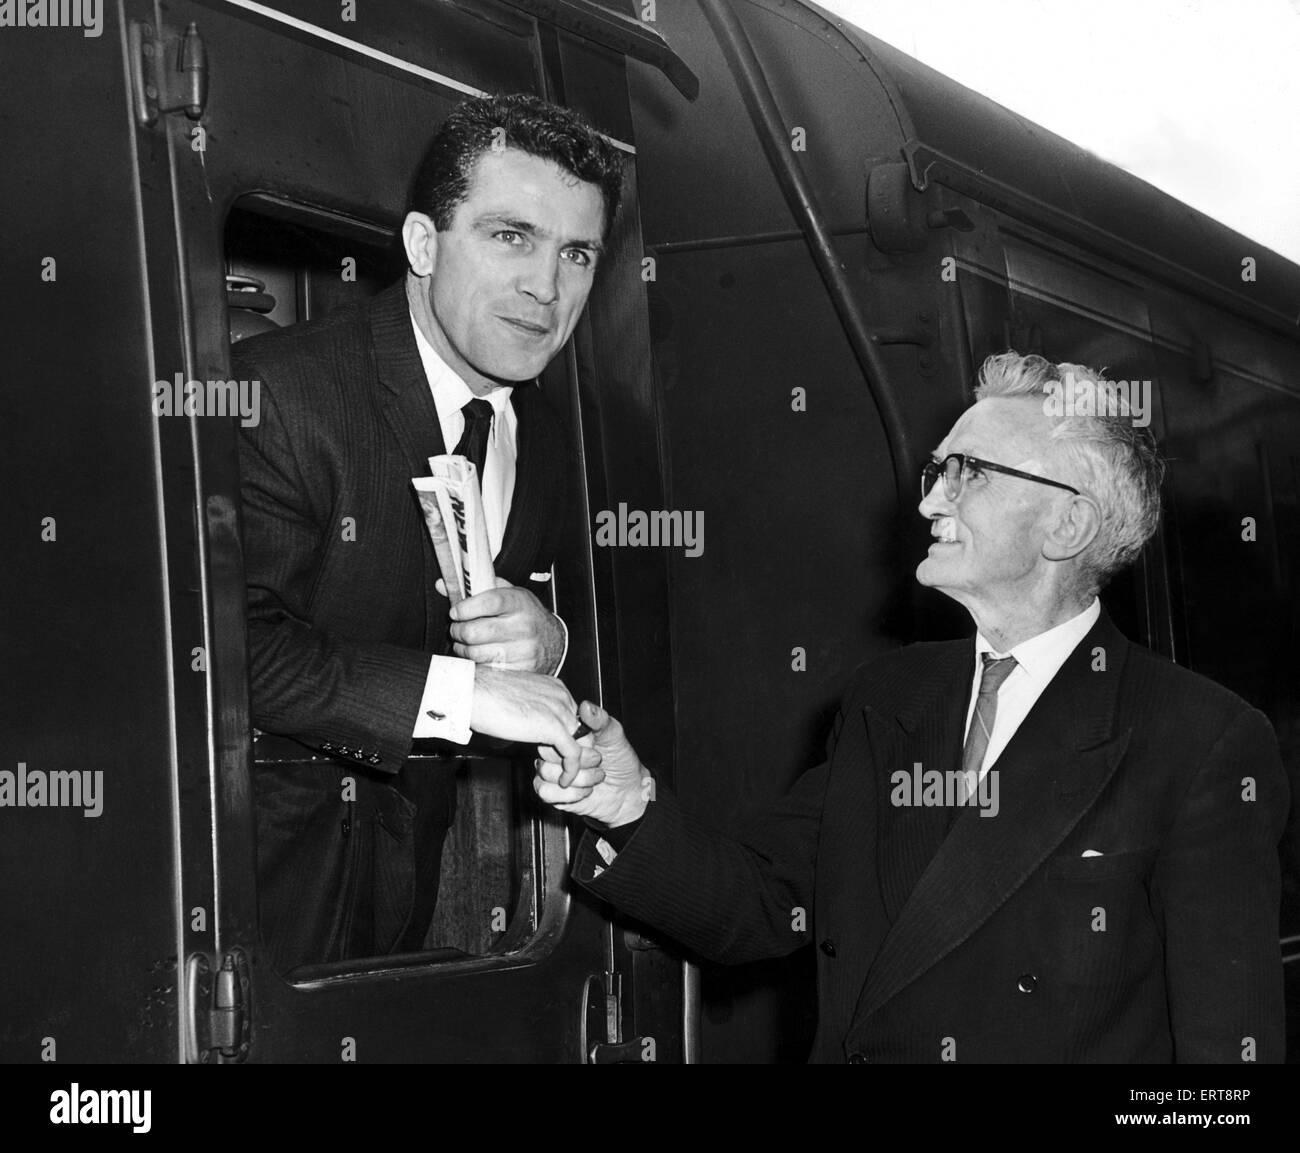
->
[[921, 453, 1081, 502]]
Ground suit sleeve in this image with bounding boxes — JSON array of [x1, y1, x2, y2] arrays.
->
[[235, 350, 431, 772], [1151, 705, 1289, 1063], [572, 708, 848, 965]]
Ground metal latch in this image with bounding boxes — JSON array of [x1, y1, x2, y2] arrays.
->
[[581, 971, 655, 1063], [186, 949, 250, 1063]]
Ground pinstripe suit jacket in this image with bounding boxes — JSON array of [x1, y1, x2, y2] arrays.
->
[[577, 610, 1289, 1062]]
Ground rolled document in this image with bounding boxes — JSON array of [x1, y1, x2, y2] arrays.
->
[[411, 456, 496, 606]]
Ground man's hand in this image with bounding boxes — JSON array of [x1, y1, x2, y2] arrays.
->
[[534, 701, 650, 827], [469, 665, 591, 780], [443, 577, 564, 673]]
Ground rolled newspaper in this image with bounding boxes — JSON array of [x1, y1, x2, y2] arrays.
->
[[411, 456, 496, 606]]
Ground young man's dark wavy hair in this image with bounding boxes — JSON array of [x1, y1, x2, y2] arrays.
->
[[408, 93, 625, 242]]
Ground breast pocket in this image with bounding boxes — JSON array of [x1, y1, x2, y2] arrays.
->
[[1048, 847, 1157, 884]]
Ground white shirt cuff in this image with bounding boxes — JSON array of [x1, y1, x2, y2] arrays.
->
[[551, 613, 569, 677], [412, 654, 475, 743]]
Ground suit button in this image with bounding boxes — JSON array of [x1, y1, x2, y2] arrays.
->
[[341, 819, 352, 836], [819, 939, 837, 957], [1017, 973, 1038, 994], [847, 1052, 868, 1064]]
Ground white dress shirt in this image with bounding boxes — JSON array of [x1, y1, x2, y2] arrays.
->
[[965, 597, 1101, 779], [409, 316, 517, 744], [406, 314, 568, 742]]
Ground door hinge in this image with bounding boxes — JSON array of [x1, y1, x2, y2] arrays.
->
[[186, 949, 250, 1064], [129, 19, 208, 129], [581, 971, 654, 1064]]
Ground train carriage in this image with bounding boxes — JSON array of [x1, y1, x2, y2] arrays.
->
[[1, 0, 1296, 1063]]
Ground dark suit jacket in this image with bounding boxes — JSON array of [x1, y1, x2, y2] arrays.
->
[[577, 610, 1290, 1063], [233, 280, 569, 967]]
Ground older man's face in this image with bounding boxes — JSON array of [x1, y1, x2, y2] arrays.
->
[[418, 148, 606, 391], [916, 398, 1070, 612]]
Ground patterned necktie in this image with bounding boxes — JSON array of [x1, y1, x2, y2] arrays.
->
[[453, 398, 494, 488], [960, 654, 1018, 803]]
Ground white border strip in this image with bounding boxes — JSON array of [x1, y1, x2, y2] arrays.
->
[[219, 0, 636, 154]]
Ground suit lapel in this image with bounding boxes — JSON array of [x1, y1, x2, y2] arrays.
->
[[853, 612, 1133, 1026], [875, 648, 972, 923], [371, 280, 447, 474], [368, 280, 447, 647]]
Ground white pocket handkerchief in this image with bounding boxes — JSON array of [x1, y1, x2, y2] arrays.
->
[[1081, 849, 1104, 858], [530, 571, 553, 582]]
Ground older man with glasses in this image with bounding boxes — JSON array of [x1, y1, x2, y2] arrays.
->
[[530, 351, 1291, 1064]]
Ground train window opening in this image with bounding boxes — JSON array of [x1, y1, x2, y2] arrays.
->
[[225, 198, 406, 335], [224, 195, 548, 979]]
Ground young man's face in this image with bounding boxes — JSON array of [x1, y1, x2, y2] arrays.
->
[[408, 148, 606, 392], [915, 398, 1073, 617]]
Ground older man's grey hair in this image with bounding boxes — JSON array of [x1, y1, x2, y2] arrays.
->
[[974, 352, 1165, 591]]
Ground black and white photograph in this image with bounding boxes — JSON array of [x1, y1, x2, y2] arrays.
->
[[2, 0, 1298, 1130]]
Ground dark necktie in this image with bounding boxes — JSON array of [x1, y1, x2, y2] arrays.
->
[[453, 398, 494, 488], [960, 654, 1018, 803]]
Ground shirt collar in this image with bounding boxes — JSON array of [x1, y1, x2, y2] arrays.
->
[[409, 313, 513, 424], [975, 597, 1101, 678]]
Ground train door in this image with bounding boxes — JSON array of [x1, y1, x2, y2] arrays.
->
[[129, 0, 688, 1061], [0, 5, 192, 1064]]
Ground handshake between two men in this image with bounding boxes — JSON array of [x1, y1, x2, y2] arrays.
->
[[445, 577, 620, 798], [448, 578, 641, 827], [467, 653, 641, 832]]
